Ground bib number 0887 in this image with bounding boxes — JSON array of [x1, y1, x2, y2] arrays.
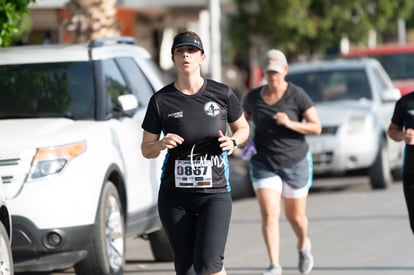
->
[[176, 165, 208, 176], [174, 160, 213, 188]]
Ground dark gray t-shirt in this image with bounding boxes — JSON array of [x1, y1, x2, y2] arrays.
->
[[243, 82, 313, 169]]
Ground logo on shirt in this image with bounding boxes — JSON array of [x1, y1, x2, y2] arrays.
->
[[204, 101, 220, 117], [167, 111, 183, 119], [408, 109, 414, 116]]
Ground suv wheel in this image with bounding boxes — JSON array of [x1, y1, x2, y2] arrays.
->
[[0, 222, 13, 275], [369, 138, 391, 189], [74, 181, 125, 275], [148, 227, 174, 262]]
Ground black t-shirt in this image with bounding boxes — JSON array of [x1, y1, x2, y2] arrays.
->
[[243, 82, 313, 169], [142, 79, 243, 193], [390, 91, 414, 169]]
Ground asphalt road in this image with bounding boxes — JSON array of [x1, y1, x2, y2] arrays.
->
[[21, 176, 413, 275]]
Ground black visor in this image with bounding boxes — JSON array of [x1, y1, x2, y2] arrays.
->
[[171, 35, 204, 54]]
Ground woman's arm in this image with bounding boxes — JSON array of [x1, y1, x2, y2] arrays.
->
[[388, 123, 414, 145], [141, 131, 184, 159], [273, 106, 322, 135], [219, 115, 250, 155], [388, 123, 404, 142]]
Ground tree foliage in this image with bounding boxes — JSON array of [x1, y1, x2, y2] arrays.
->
[[230, 0, 414, 59], [0, 0, 35, 47]]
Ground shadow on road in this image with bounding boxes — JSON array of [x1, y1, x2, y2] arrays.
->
[[310, 174, 372, 194]]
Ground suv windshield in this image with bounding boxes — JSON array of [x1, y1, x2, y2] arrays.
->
[[286, 69, 372, 103], [372, 53, 414, 81], [0, 62, 95, 120]]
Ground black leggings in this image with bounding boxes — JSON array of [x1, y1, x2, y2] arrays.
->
[[403, 172, 414, 234], [158, 190, 232, 275]]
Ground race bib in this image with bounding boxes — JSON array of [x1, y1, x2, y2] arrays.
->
[[175, 159, 213, 188]]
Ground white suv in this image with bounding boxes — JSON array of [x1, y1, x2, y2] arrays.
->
[[0, 36, 173, 274]]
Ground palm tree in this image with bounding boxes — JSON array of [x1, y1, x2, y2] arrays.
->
[[65, 0, 120, 43]]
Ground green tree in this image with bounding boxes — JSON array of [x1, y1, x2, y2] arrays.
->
[[0, 0, 36, 47], [230, 0, 414, 59]]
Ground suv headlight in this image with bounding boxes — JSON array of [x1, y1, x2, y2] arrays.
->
[[27, 141, 87, 181], [346, 115, 366, 134]]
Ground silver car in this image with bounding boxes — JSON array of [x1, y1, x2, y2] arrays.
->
[[286, 58, 403, 189]]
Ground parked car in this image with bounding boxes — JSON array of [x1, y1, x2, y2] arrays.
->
[[0, 192, 13, 275], [344, 44, 414, 96], [286, 58, 403, 189], [0, 36, 173, 275], [228, 151, 254, 200]]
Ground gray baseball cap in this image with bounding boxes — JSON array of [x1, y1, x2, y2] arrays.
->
[[264, 49, 288, 72]]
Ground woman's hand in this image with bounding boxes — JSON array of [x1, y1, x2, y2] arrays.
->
[[218, 130, 236, 155], [161, 133, 184, 150], [405, 128, 414, 145], [273, 112, 291, 128], [141, 131, 183, 159]]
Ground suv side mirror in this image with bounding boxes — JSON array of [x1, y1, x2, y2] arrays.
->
[[381, 88, 401, 102], [117, 94, 138, 117]]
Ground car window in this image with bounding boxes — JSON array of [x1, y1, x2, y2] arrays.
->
[[0, 62, 95, 120], [374, 53, 414, 80], [101, 59, 130, 116], [116, 57, 154, 108], [371, 67, 388, 92], [287, 69, 372, 103]]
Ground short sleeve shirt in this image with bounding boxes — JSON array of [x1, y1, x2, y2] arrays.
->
[[243, 82, 313, 169], [142, 79, 243, 193], [390, 91, 414, 169]]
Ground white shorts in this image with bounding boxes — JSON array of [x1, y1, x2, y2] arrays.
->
[[252, 175, 310, 199]]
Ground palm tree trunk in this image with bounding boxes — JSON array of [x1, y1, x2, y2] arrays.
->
[[65, 0, 120, 43]]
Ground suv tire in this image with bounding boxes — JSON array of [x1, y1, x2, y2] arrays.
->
[[0, 221, 13, 275], [148, 227, 174, 262], [369, 138, 392, 189], [74, 181, 124, 275]]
